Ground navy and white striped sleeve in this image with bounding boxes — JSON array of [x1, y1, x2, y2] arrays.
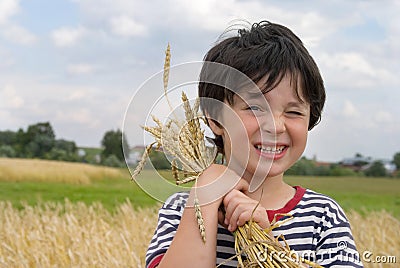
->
[[145, 192, 189, 268], [312, 193, 364, 267]]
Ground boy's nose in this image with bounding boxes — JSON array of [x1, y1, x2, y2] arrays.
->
[[259, 114, 286, 134]]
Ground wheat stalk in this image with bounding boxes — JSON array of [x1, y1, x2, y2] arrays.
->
[[131, 143, 155, 181], [131, 44, 213, 243], [194, 195, 206, 243]]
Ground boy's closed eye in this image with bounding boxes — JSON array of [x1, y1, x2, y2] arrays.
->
[[286, 110, 304, 116]]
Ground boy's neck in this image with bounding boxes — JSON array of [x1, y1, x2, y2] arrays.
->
[[246, 174, 296, 211]]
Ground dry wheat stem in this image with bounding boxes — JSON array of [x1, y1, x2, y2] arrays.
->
[[171, 159, 179, 181], [231, 220, 324, 268], [132, 44, 214, 242], [131, 142, 156, 181], [194, 194, 206, 243], [163, 43, 177, 119]]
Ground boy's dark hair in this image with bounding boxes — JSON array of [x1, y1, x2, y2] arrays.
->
[[198, 20, 325, 153]]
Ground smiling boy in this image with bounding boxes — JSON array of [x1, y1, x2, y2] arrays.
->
[[146, 21, 363, 267]]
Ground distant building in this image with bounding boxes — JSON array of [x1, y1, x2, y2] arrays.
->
[[339, 156, 372, 172], [126, 145, 146, 166], [339, 155, 396, 174], [77, 148, 86, 157], [314, 161, 331, 167], [382, 160, 397, 174]]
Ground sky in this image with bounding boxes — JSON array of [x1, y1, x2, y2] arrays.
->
[[0, 0, 399, 162]]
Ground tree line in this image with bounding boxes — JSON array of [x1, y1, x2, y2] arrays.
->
[[0, 122, 129, 167], [285, 155, 400, 178]]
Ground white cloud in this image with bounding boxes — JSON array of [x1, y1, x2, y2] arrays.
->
[[0, 0, 19, 24], [0, 84, 24, 109], [334, 53, 375, 76], [109, 15, 147, 37], [0, 46, 15, 68], [55, 108, 100, 127], [0, 0, 37, 45], [342, 100, 360, 118], [374, 111, 393, 123], [2, 24, 37, 45], [67, 63, 97, 75], [51, 26, 86, 47], [319, 51, 397, 90], [67, 90, 90, 100]]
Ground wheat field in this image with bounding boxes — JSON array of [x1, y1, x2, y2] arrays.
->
[[0, 200, 398, 268], [0, 158, 123, 184], [0, 200, 158, 268], [0, 158, 398, 267]]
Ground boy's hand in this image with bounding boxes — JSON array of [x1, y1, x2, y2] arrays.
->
[[221, 179, 270, 232], [193, 164, 242, 207]]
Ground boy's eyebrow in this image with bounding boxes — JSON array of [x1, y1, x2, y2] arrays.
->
[[237, 90, 309, 108], [238, 90, 264, 101], [287, 101, 309, 109]]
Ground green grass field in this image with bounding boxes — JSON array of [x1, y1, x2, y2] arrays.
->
[[0, 170, 156, 211], [0, 171, 400, 218], [284, 176, 400, 218], [0, 162, 399, 217]]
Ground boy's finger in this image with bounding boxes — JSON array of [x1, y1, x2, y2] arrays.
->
[[233, 179, 249, 194], [228, 205, 247, 231], [222, 190, 242, 223]]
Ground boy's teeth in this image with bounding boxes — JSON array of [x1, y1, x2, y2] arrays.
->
[[256, 145, 285, 153]]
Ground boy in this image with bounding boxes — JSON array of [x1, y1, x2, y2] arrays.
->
[[146, 21, 363, 267]]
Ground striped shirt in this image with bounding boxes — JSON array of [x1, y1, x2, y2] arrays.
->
[[146, 186, 363, 267]]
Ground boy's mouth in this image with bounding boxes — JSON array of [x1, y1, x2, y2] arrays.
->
[[254, 144, 287, 154]]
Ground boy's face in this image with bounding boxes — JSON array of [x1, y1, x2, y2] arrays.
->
[[210, 73, 310, 183]]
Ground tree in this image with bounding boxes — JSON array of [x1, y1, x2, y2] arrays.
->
[[101, 129, 129, 162], [103, 154, 123, 167], [393, 152, 400, 170], [364, 161, 387, 177], [0, 145, 16, 157], [285, 157, 316, 176], [148, 150, 171, 170], [329, 164, 358, 176], [22, 122, 56, 158], [54, 139, 77, 154], [0, 130, 17, 146], [0, 122, 80, 161]]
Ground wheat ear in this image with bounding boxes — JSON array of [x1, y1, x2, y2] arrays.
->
[[163, 43, 175, 114], [131, 142, 156, 181], [194, 174, 206, 243]]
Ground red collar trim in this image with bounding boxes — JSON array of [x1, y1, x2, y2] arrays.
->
[[266, 186, 306, 222], [148, 254, 164, 268]]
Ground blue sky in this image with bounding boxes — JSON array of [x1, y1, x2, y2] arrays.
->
[[0, 0, 399, 162]]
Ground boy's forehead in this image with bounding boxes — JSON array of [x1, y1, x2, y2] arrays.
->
[[234, 78, 307, 104], [235, 81, 264, 98], [235, 90, 264, 102]]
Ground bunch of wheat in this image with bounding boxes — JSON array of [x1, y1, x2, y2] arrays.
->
[[131, 44, 215, 243], [131, 44, 323, 267], [224, 214, 323, 267]]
